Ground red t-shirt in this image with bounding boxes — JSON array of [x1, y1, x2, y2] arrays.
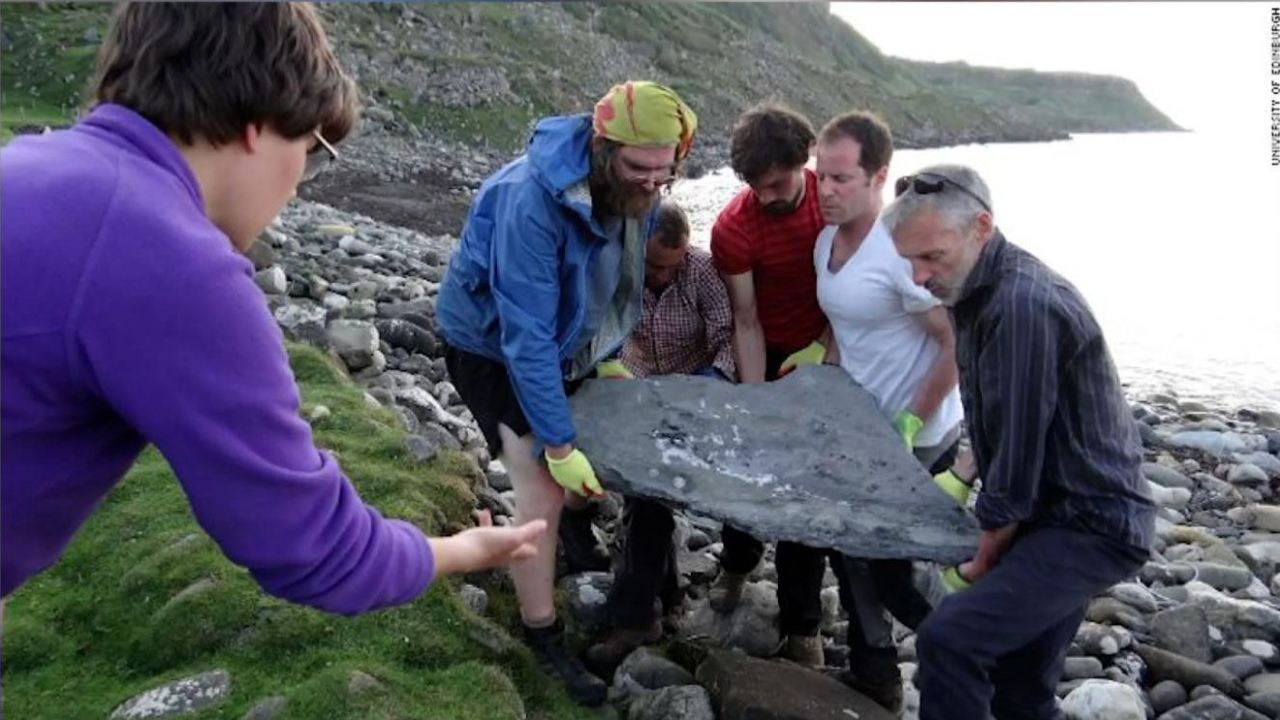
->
[[710, 168, 827, 352]]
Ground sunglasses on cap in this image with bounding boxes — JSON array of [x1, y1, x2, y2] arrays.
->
[[894, 172, 991, 213], [302, 129, 339, 183]]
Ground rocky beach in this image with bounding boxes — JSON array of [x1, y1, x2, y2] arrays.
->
[[221, 190, 1280, 720], [4, 4, 1262, 718]]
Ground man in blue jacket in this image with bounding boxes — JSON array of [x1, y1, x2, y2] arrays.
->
[[437, 81, 698, 706]]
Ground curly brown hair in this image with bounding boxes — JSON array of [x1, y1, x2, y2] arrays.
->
[[94, 2, 358, 146], [729, 103, 815, 184]]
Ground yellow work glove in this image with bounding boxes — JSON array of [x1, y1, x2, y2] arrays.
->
[[932, 469, 973, 508], [941, 565, 972, 592], [595, 359, 634, 379], [893, 410, 924, 449], [545, 449, 604, 497], [778, 341, 825, 377]]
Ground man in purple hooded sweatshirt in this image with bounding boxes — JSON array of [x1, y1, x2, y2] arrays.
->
[[0, 3, 545, 619]]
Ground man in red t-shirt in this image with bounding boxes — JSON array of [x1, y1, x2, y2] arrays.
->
[[709, 104, 834, 667]]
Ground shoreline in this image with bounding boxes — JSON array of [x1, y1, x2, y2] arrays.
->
[[295, 124, 1202, 239], [262, 196, 1279, 718]]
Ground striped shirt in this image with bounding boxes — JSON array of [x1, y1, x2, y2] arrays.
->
[[710, 168, 827, 352], [619, 248, 736, 379], [953, 232, 1154, 552]]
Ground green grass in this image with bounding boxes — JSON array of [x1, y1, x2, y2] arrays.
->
[[0, 4, 107, 142], [0, 96, 68, 143], [2, 344, 597, 720]]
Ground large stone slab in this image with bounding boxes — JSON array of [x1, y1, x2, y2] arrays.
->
[[695, 650, 896, 720], [571, 366, 979, 564]]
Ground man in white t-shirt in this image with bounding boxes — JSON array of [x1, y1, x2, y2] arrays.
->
[[806, 111, 965, 712]]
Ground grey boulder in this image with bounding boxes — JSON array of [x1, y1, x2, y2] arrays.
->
[[110, 670, 231, 719]]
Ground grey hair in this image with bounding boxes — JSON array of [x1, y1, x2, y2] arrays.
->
[[881, 163, 993, 235]]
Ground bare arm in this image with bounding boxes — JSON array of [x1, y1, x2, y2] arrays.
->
[[430, 511, 546, 575], [722, 271, 767, 383], [952, 446, 978, 482], [909, 306, 958, 421], [817, 323, 840, 366], [699, 261, 738, 381]]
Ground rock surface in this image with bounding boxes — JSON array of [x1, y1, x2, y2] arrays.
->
[[571, 366, 980, 563], [695, 650, 896, 720], [109, 670, 232, 719], [627, 685, 716, 720], [1061, 679, 1147, 720]]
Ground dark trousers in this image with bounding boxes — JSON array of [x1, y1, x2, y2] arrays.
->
[[609, 346, 830, 636], [722, 425, 957, 642], [916, 526, 1147, 720], [605, 365, 727, 629], [608, 508, 824, 634], [715, 343, 832, 636], [720, 527, 828, 635], [834, 556, 934, 684], [839, 441, 958, 683], [607, 497, 680, 628]]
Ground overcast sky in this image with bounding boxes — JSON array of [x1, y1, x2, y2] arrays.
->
[[832, 2, 1270, 136]]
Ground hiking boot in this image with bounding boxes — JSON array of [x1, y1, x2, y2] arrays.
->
[[838, 670, 904, 714], [707, 571, 747, 613], [584, 619, 663, 678], [779, 633, 825, 668], [558, 505, 610, 575], [523, 619, 608, 707]]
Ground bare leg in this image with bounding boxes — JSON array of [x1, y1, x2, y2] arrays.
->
[[499, 423, 567, 624]]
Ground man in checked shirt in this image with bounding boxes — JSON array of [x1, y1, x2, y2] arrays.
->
[[583, 199, 736, 674], [618, 201, 737, 381], [888, 163, 1155, 719]]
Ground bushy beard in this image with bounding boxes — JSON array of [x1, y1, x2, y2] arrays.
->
[[591, 172, 660, 220], [612, 180, 662, 219]]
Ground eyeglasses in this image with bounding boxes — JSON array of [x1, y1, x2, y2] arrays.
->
[[616, 154, 676, 188], [894, 172, 991, 213], [302, 129, 339, 183]]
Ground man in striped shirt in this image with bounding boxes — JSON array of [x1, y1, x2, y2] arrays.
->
[[709, 104, 833, 667], [887, 163, 1155, 719]]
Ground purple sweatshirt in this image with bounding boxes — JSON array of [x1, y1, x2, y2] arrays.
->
[[0, 104, 434, 612]]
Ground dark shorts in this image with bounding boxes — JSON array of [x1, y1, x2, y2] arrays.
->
[[443, 344, 532, 457], [443, 342, 583, 457]]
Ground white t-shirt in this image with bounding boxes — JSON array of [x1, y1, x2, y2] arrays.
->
[[815, 220, 963, 448]]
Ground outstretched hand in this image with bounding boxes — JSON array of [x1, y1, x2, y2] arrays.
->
[[430, 510, 547, 576]]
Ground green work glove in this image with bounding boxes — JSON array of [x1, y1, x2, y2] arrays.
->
[[941, 565, 972, 592], [595, 359, 633, 379], [893, 410, 924, 449], [545, 449, 604, 497], [778, 341, 825, 376], [933, 469, 973, 508]]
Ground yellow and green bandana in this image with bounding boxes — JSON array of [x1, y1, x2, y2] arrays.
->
[[592, 81, 698, 161]]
